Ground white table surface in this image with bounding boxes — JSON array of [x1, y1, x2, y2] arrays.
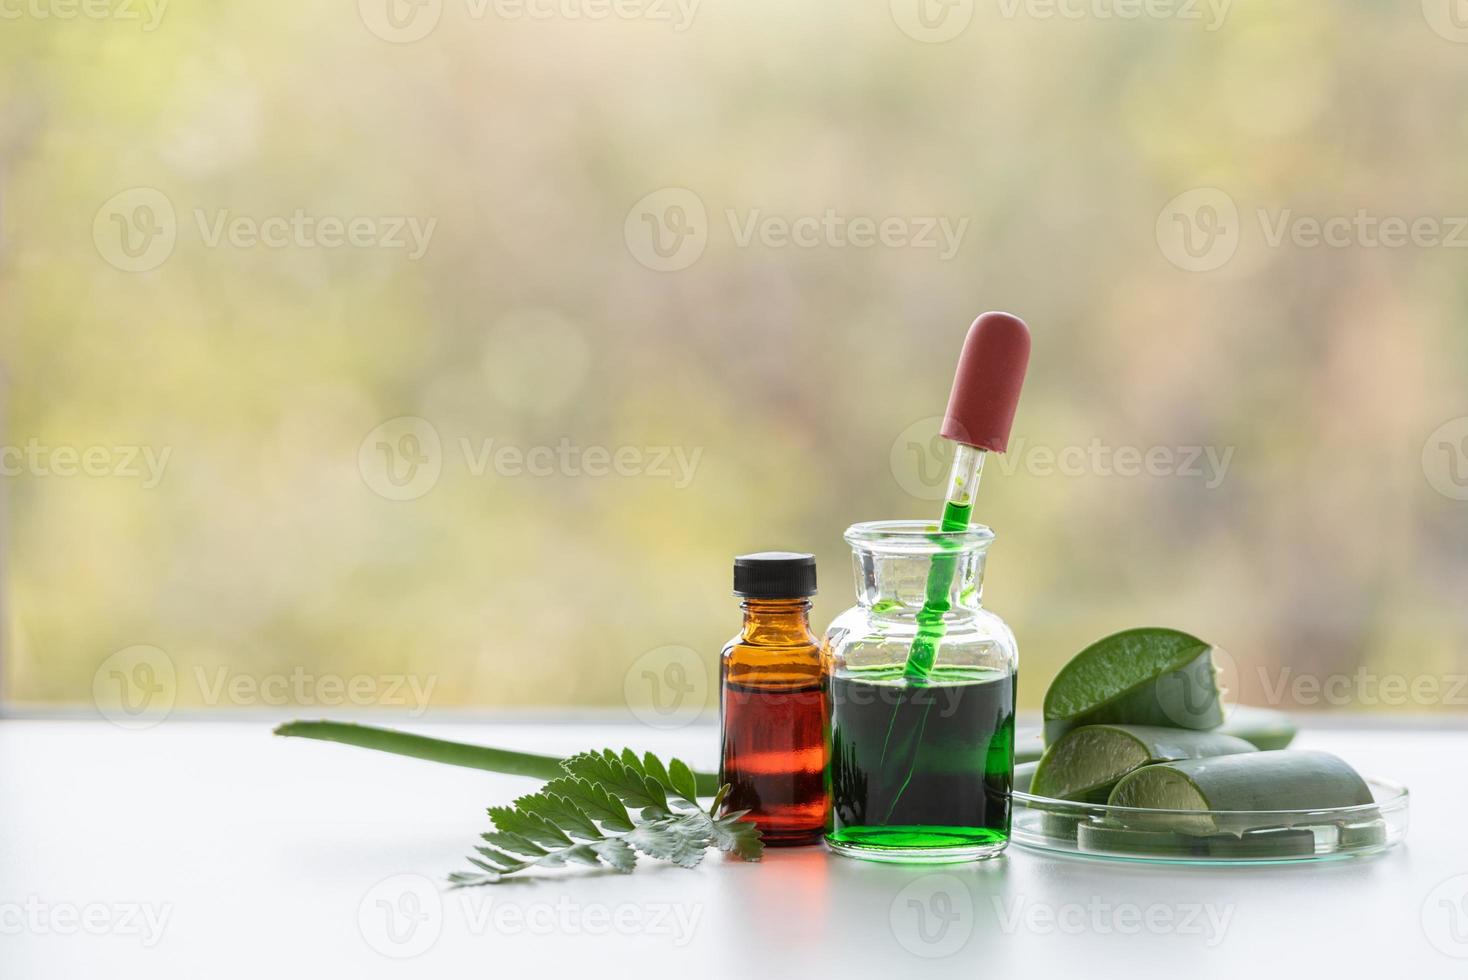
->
[[2, 717, 1466, 978]]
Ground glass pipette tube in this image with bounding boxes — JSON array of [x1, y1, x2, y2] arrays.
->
[[903, 441, 985, 682]]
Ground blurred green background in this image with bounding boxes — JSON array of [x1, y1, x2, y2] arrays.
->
[[1, 0, 1465, 717]]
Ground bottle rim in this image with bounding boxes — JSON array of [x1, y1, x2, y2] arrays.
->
[[843, 519, 995, 554]]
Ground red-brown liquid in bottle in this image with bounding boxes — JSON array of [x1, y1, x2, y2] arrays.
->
[[719, 599, 829, 846]]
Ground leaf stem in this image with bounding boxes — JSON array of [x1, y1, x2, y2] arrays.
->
[[273, 720, 722, 796]]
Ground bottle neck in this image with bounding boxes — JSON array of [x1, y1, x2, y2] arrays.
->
[[739, 598, 815, 644], [853, 551, 987, 619]]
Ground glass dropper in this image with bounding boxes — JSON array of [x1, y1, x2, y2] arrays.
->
[[900, 311, 1030, 683], [903, 442, 985, 681]]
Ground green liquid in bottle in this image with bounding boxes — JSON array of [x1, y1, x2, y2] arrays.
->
[[828, 665, 1015, 859]]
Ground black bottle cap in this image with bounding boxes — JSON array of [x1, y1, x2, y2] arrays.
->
[[733, 552, 817, 599]]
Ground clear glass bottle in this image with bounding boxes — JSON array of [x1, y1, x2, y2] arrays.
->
[[823, 520, 1018, 862]]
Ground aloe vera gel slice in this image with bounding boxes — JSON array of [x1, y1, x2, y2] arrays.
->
[[1032, 725, 1257, 803], [1076, 823, 1199, 857], [1042, 628, 1225, 743], [1200, 827, 1317, 859], [1077, 825, 1317, 859], [1217, 705, 1297, 750], [1107, 750, 1373, 835]]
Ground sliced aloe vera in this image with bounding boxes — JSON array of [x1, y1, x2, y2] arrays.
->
[[1077, 823, 1199, 857], [1043, 628, 1225, 743], [1041, 812, 1082, 842], [1218, 705, 1297, 750], [1201, 827, 1316, 859], [1107, 751, 1373, 834], [1032, 725, 1256, 803], [1025, 707, 1294, 762], [1338, 819, 1387, 847]]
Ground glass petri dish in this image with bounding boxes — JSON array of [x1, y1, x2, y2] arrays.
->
[[1011, 763, 1409, 864]]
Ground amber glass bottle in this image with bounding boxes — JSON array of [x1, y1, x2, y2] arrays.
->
[[719, 552, 829, 846]]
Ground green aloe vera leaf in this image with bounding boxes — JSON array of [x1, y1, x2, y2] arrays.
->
[[1217, 705, 1298, 750], [1015, 765, 1084, 840], [1041, 812, 1083, 842], [272, 721, 726, 795], [1107, 751, 1374, 835], [1076, 823, 1200, 857], [1338, 819, 1387, 847], [1025, 706, 1293, 761], [1201, 827, 1316, 859], [1031, 725, 1256, 803], [1042, 628, 1225, 743]]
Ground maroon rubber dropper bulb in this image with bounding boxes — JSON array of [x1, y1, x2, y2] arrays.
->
[[940, 311, 1032, 454]]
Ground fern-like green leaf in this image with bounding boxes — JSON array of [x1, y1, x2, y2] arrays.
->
[[480, 830, 547, 856], [451, 747, 765, 886], [514, 791, 603, 840], [487, 805, 572, 847], [541, 776, 634, 831], [561, 844, 604, 867], [449, 870, 499, 887], [561, 750, 668, 811], [667, 758, 701, 805], [473, 845, 529, 872], [706, 783, 730, 817], [711, 810, 764, 862], [591, 838, 637, 873], [641, 752, 672, 788], [626, 812, 711, 868]]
